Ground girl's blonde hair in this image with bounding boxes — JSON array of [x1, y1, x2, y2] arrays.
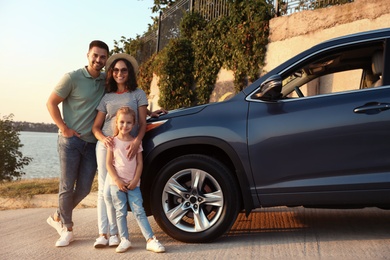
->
[[113, 106, 136, 136]]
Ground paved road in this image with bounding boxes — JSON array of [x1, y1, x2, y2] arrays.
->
[[1, 206, 390, 259]]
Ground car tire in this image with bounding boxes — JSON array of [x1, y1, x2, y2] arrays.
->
[[151, 154, 241, 243]]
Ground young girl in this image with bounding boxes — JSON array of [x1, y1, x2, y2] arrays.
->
[[106, 106, 165, 253]]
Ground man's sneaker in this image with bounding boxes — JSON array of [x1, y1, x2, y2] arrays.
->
[[115, 237, 131, 253], [55, 227, 74, 247], [109, 235, 120, 247], [146, 236, 165, 253], [94, 235, 108, 248], [47, 215, 62, 235]]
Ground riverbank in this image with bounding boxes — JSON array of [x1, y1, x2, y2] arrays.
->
[[0, 191, 97, 210], [0, 177, 98, 210]]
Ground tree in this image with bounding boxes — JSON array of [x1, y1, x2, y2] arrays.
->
[[0, 114, 32, 181], [151, 0, 177, 13]]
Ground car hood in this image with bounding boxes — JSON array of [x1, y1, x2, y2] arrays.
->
[[147, 104, 208, 122]]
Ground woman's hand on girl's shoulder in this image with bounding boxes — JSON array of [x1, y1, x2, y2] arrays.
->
[[103, 136, 115, 149]]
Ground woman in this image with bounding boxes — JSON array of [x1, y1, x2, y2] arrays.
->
[[92, 53, 164, 248]]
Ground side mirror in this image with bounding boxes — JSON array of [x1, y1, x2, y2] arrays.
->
[[256, 75, 282, 101]]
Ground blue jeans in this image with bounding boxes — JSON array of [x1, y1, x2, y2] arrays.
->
[[96, 141, 118, 236], [57, 135, 97, 228], [110, 185, 154, 241]]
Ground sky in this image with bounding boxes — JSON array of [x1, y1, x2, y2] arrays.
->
[[0, 0, 155, 123]]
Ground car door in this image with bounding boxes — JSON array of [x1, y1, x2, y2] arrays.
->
[[247, 40, 390, 207]]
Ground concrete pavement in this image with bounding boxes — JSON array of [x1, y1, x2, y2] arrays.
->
[[1, 198, 390, 259]]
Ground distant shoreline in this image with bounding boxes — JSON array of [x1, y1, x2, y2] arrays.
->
[[14, 121, 58, 133]]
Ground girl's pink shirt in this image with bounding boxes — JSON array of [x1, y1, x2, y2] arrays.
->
[[109, 136, 143, 186]]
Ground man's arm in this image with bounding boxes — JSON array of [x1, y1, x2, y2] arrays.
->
[[46, 92, 79, 137]]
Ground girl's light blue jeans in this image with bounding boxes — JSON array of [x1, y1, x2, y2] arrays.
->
[[96, 141, 118, 236], [110, 185, 154, 241]]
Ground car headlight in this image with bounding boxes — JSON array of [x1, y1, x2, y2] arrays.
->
[[146, 119, 168, 132]]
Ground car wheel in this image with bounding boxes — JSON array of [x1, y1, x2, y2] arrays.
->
[[151, 154, 241, 243]]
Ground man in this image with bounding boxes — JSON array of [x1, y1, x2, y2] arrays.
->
[[46, 40, 109, 247]]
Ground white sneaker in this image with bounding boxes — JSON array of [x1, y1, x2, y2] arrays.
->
[[94, 235, 108, 248], [146, 236, 165, 253], [55, 227, 74, 247], [115, 238, 131, 253], [109, 235, 120, 247], [46, 215, 62, 235]]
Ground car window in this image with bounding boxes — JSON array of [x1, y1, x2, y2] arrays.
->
[[289, 69, 363, 98], [280, 41, 384, 99]]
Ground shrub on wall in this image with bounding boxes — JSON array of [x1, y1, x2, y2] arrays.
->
[[155, 38, 195, 110], [223, 0, 273, 91], [139, 0, 274, 109], [192, 17, 229, 104], [137, 53, 156, 97]]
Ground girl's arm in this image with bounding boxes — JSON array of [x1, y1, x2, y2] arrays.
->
[[127, 151, 143, 190], [126, 105, 147, 159], [106, 148, 128, 191], [92, 111, 114, 148]]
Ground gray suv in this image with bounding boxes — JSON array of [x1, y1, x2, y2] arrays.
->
[[141, 28, 390, 243]]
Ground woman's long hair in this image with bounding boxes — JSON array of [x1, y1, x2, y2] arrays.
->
[[105, 58, 138, 93]]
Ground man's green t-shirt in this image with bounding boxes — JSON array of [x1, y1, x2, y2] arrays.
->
[[54, 67, 105, 143]]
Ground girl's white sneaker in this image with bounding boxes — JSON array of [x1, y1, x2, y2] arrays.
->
[[146, 236, 165, 253], [115, 238, 131, 253]]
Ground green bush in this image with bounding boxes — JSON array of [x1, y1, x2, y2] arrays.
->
[[156, 38, 195, 109], [150, 0, 273, 108], [0, 114, 32, 181]]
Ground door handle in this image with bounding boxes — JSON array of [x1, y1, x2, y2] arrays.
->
[[353, 102, 390, 114]]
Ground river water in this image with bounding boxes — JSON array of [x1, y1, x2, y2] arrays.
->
[[19, 131, 60, 179]]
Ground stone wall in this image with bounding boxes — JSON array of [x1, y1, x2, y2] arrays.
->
[[265, 0, 390, 73], [148, 0, 390, 110]]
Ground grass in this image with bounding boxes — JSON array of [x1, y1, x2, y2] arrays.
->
[[0, 175, 98, 199]]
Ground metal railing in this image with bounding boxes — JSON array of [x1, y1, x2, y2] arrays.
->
[[276, 0, 353, 16], [193, 0, 230, 21]]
